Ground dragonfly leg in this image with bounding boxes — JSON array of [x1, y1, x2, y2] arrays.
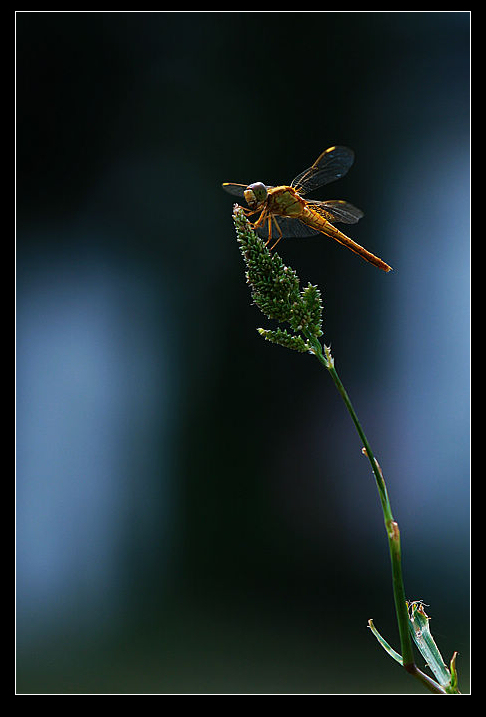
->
[[268, 218, 283, 250], [244, 209, 283, 252], [253, 207, 267, 228], [241, 206, 261, 218], [264, 215, 273, 247]]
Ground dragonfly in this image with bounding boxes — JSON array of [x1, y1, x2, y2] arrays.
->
[[222, 145, 392, 272]]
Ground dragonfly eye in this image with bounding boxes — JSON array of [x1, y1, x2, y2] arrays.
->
[[244, 182, 267, 207]]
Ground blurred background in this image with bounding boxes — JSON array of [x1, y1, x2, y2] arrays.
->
[[16, 12, 470, 694]]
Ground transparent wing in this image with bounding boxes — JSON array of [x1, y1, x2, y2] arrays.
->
[[255, 215, 320, 241], [307, 199, 364, 224], [221, 182, 247, 198], [291, 146, 355, 196]]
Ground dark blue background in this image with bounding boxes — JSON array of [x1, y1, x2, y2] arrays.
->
[[17, 11, 470, 694]]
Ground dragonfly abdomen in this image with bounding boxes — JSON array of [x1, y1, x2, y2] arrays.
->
[[302, 206, 339, 233], [302, 207, 392, 272]]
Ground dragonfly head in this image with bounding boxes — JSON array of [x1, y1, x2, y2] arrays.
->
[[244, 182, 267, 208]]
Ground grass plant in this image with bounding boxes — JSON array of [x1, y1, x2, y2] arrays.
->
[[232, 205, 461, 695]]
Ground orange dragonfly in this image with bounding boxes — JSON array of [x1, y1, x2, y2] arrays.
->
[[222, 146, 392, 272]]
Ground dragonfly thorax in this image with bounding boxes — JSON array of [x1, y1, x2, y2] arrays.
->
[[244, 182, 267, 208]]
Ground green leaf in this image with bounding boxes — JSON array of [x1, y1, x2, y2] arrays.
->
[[407, 601, 459, 692], [368, 619, 403, 665]]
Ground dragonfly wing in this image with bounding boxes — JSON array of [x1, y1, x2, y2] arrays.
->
[[255, 215, 320, 241], [291, 146, 355, 195], [221, 182, 247, 198], [307, 199, 364, 224]]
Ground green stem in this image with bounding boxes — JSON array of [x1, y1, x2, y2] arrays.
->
[[306, 335, 419, 679]]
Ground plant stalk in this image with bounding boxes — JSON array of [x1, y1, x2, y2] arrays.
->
[[306, 335, 424, 682]]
